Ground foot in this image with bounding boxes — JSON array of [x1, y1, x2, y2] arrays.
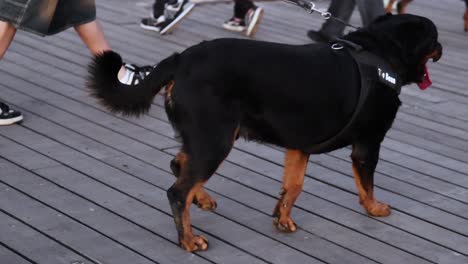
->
[[363, 200, 391, 217], [272, 201, 297, 233], [193, 189, 217, 211], [306, 30, 333, 43], [222, 6, 264, 37], [273, 216, 297, 233], [179, 235, 209, 252], [222, 17, 246, 33], [245, 7, 264, 37], [0, 102, 23, 126], [119, 63, 154, 85], [140, 0, 195, 35]]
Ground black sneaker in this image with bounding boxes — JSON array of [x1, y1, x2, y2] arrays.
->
[[140, 0, 195, 35], [222, 17, 246, 32], [140, 16, 167, 33], [222, 7, 264, 37], [0, 101, 23, 125], [245, 7, 264, 37], [120, 63, 154, 85]]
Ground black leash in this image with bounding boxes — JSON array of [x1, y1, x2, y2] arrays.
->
[[281, 0, 361, 30]]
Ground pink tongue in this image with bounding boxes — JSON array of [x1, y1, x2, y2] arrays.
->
[[417, 65, 432, 90]]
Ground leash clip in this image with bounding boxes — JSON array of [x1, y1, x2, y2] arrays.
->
[[331, 43, 344, 50]]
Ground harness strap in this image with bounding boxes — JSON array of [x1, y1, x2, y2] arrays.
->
[[305, 41, 402, 154]]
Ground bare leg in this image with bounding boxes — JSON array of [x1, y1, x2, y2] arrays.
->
[[74, 20, 111, 55], [74, 20, 127, 79], [0, 21, 17, 60]]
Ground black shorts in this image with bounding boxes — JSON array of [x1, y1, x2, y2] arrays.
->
[[0, 0, 96, 36]]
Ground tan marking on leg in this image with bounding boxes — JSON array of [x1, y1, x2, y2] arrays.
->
[[165, 81, 175, 106], [273, 149, 309, 232], [352, 164, 390, 217], [175, 151, 217, 211], [179, 182, 209, 252]]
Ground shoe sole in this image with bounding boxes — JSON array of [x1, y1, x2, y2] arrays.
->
[[140, 22, 162, 32], [0, 115, 23, 126], [222, 23, 246, 32], [246, 8, 264, 37], [160, 3, 196, 35]]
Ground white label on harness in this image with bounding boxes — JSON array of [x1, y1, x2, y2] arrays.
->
[[377, 68, 396, 84], [378, 68, 396, 85]]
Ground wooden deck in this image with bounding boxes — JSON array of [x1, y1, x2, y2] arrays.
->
[[1, 0, 468, 263]]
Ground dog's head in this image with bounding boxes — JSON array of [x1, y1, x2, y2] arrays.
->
[[344, 14, 443, 89]]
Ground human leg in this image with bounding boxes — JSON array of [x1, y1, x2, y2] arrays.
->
[[356, 0, 385, 26], [75, 20, 152, 85], [307, 0, 355, 42], [0, 20, 23, 125], [0, 20, 16, 60]]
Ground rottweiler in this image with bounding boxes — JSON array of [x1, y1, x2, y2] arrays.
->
[[88, 14, 442, 252]]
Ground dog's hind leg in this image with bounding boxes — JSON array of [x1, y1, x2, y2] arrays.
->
[[273, 149, 310, 233], [167, 125, 236, 252], [351, 142, 391, 217], [170, 152, 217, 211]]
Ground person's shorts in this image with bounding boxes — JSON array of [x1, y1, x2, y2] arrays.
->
[[0, 0, 96, 36]]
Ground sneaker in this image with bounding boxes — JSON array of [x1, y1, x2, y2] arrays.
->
[[140, 15, 167, 32], [222, 18, 246, 32], [222, 7, 264, 37], [140, 0, 195, 35], [0, 102, 23, 125], [161, 0, 195, 35], [245, 7, 264, 37], [120, 63, 154, 85]]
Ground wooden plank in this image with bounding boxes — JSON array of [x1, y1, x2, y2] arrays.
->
[[0, 138, 263, 264], [0, 180, 157, 264], [0, 99, 380, 263], [0, 211, 93, 264], [0, 128, 320, 264], [0, 244, 33, 264]]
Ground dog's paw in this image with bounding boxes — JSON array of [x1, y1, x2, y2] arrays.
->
[[180, 235, 209, 252], [194, 189, 217, 211], [273, 217, 297, 233], [365, 201, 391, 217]]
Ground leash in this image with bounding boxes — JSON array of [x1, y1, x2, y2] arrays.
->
[[281, 0, 361, 30]]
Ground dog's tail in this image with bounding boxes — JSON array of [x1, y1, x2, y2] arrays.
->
[[87, 50, 178, 116]]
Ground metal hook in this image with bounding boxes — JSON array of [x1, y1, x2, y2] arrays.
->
[[331, 43, 344, 50]]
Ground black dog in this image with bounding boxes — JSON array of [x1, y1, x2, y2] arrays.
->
[[88, 14, 442, 252]]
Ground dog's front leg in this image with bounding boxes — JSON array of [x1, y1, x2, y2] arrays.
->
[[273, 149, 310, 232], [351, 142, 391, 217]]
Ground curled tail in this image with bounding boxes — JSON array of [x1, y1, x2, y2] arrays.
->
[[87, 50, 178, 116]]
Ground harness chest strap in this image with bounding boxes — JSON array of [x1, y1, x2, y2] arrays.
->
[[305, 41, 402, 154]]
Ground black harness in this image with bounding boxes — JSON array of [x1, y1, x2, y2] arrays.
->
[[305, 39, 402, 154]]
